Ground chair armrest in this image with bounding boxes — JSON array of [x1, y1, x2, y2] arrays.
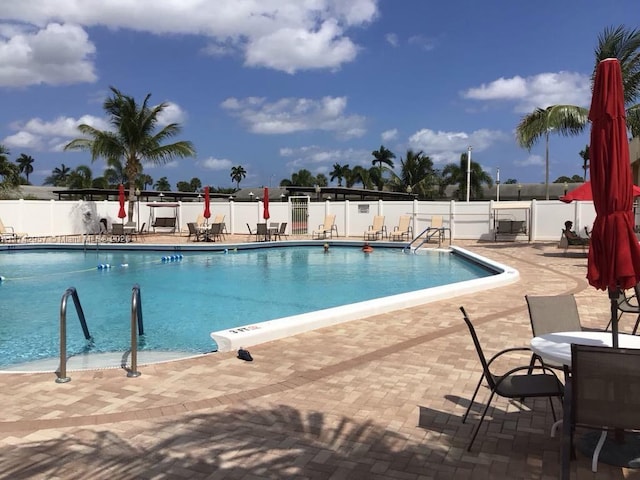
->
[[485, 346, 532, 368], [4, 226, 14, 233]]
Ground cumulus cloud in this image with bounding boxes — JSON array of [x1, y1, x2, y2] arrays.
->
[[462, 71, 591, 113], [200, 157, 233, 170], [279, 145, 370, 172], [407, 34, 435, 51], [0, 0, 378, 80], [408, 128, 509, 164], [222, 95, 366, 139], [0, 22, 96, 87], [156, 102, 187, 126], [385, 33, 398, 47], [515, 154, 544, 167], [381, 128, 398, 142]]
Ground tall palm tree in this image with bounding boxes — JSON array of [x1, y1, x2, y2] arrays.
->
[[441, 153, 493, 201], [67, 165, 95, 188], [388, 150, 439, 199], [15, 153, 34, 183], [594, 25, 640, 136], [516, 105, 589, 200], [371, 145, 395, 191], [43, 163, 71, 186], [64, 86, 196, 221], [329, 163, 350, 187], [230, 165, 247, 189], [0, 145, 18, 186], [579, 145, 590, 181], [103, 157, 127, 187]]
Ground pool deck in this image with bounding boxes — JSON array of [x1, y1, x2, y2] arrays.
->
[[1, 237, 638, 479]]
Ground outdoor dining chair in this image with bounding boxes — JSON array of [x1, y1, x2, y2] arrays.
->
[[561, 344, 640, 477], [460, 306, 564, 451]]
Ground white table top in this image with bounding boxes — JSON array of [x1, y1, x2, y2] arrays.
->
[[530, 331, 640, 367]]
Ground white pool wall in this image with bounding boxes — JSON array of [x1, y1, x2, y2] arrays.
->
[[210, 246, 519, 352]]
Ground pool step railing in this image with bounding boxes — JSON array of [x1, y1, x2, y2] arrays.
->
[[56, 287, 93, 383], [127, 284, 143, 378], [404, 226, 450, 252]]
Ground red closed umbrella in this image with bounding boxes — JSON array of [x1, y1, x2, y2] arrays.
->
[[263, 187, 270, 221], [203, 186, 211, 222], [586, 58, 640, 347], [117, 184, 127, 222], [560, 180, 640, 203]]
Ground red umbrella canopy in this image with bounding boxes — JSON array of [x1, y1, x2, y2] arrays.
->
[[587, 58, 640, 292], [203, 186, 211, 219], [263, 187, 270, 221], [560, 181, 640, 203], [117, 184, 126, 220]]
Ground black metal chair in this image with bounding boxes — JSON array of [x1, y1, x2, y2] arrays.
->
[[561, 344, 640, 478], [459, 306, 564, 451]]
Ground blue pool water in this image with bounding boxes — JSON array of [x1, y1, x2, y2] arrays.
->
[[0, 247, 493, 367]]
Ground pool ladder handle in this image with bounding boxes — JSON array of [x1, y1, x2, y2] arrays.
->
[[127, 284, 144, 378], [56, 287, 92, 384], [404, 226, 450, 252]]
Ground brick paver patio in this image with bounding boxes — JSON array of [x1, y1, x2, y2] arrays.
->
[[1, 238, 639, 479]]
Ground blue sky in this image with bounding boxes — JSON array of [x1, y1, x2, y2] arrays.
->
[[0, 0, 636, 190]]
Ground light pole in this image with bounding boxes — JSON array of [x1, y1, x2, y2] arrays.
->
[[466, 146, 472, 202], [280, 193, 286, 202], [135, 187, 141, 229], [315, 184, 321, 202], [517, 183, 522, 201], [496, 168, 500, 201], [249, 191, 254, 202]]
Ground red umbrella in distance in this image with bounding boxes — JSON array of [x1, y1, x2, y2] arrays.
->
[[560, 180, 640, 203], [263, 187, 270, 221], [586, 58, 640, 347], [203, 186, 211, 222], [117, 184, 127, 222]]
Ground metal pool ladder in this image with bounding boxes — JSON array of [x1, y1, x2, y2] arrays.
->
[[56, 287, 93, 383], [127, 284, 144, 378]]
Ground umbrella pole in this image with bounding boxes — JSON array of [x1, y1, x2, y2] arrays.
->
[[609, 288, 619, 348]]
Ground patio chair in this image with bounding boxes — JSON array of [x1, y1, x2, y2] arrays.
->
[[426, 215, 448, 244], [459, 306, 564, 451], [312, 214, 337, 239], [111, 223, 128, 243], [207, 222, 223, 242], [561, 344, 640, 478], [389, 215, 413, 241], [246, 223, 255, 240], [186, 222, 204, 242], [363, 215, 386, 240], [255, 223, 268, 241], [273, 222, 288, 241], [526, 294, 583, 369], [610, 284, 640, 334], [0, 218, 23, 242]]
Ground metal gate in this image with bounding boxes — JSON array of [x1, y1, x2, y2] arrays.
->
[[290, 196, 310, 235]]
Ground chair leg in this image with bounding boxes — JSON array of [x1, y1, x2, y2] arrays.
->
[[591, 430, 607, 472], [548, 396, 558, 422], [633, 314, 640, 335], [467, 391, 495, 451], [462, 374, 485, 423]]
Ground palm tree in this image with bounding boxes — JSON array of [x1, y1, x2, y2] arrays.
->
[[67, 165, 95, 188], [329, 163, 350, 187], [441, 153, 493, 201], [515, 105, 589, 200], [371, 145, 395, 190], [103, 157, 127, 187], [0, 145, 18, 186], [388, 150, 439, 199], [64, 86, 196, 221], [43, 163, 71, 186], [230, 165, 247, 189], [579, 145, 590, 181], [15, 153, 34, 183], [154, 176, 171, 191], [594, 25, 640, 136]]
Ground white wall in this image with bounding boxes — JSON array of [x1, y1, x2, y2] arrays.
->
[[0, 198, 598, 241]]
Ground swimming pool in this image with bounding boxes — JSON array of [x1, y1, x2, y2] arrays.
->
[[0, 245, 513, 369]]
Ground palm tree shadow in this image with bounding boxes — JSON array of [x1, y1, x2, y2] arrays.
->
[[0, 405, 439, 479]]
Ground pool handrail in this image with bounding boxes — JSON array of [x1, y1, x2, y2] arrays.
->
[[56, 286, 92, 383], [127, 284, 143, 378]]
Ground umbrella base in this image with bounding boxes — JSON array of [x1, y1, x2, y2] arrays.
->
[[577, 431, 640, 468]]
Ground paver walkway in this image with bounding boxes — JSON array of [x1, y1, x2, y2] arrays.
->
[[1, 239, 639, 479]]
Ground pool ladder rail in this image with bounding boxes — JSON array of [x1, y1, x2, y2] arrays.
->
[[55, 284, 144, 383], [404, 226, 451, 252]]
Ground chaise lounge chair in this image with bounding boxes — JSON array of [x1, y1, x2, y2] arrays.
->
[[364, 215, 386, 240], [389, 215, 413, 241], [0, 218, 26, 242], [312, 214, 337, 239]]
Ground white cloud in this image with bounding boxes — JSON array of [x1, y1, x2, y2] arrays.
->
[[222, 95, 366, 139], [385, 33, 398, 47], [0, 22, 96, 87], [462, 71, 591, 113], [0, 0, 378, 80], [515, 154, 544, 167], [407, 34, 435, 51], [279, 145, 370, 172], [408, 128, 509, 164], [381, 128, 398, 142], [200, 157, 233, 170], [157, 102, 187, 126], [4, 114, 107, 150], [3, 130, 41, 149]]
